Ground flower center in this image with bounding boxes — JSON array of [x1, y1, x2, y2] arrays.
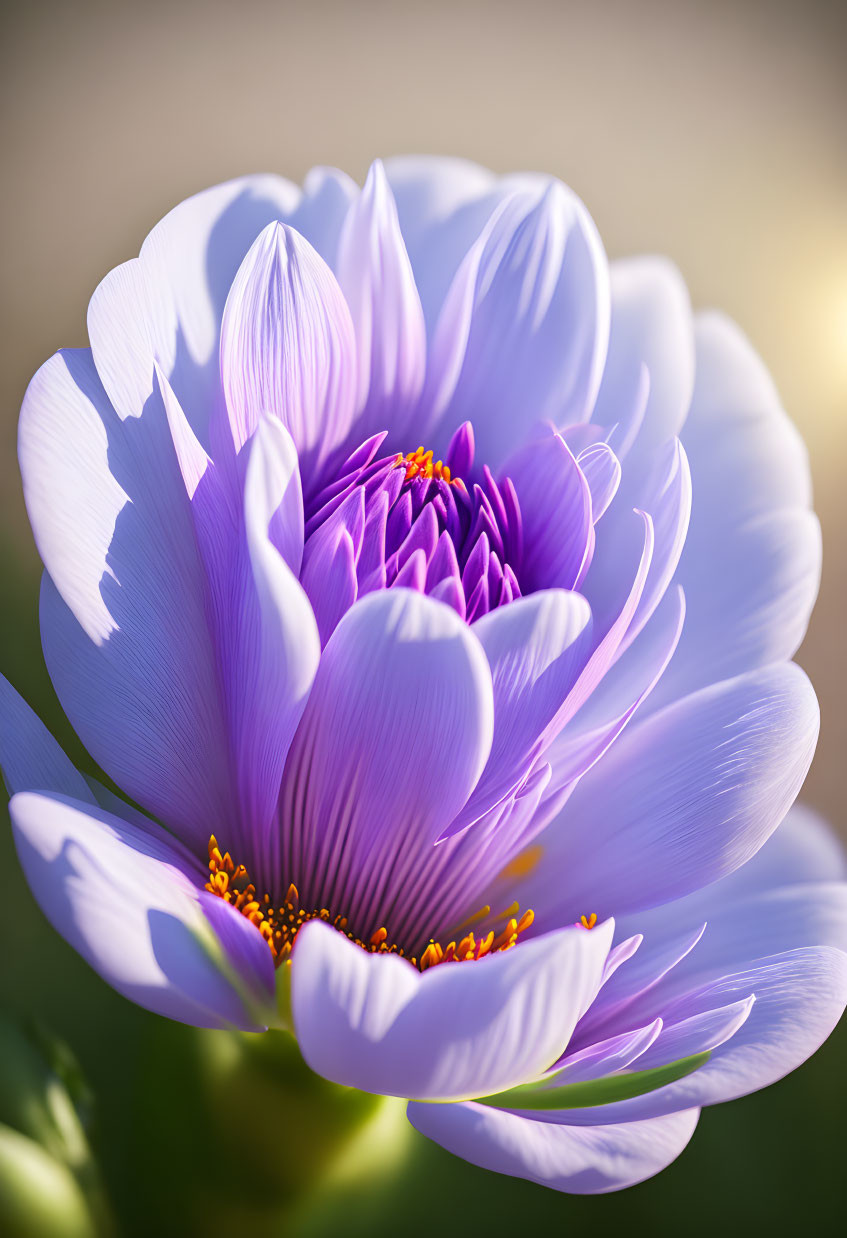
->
[[399, 446, 456, 485], [302, 421, 524, 628], [205, 836, 535, 970]]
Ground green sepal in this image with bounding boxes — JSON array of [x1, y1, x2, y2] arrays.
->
[[476, 1050, 712, 1111]]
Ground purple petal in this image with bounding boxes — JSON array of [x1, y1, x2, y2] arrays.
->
[[86, 175, 301, 443], [657, 315, 819, 704], [335, 160, 426, 443], [300, 500, 362, 648], [445, 421, 475, 478], [278, 589, 494, 931], [581, 438, 691, 650], [422, 183, 609, 469], [22, 349, 233, 846], [551, 947, 847, 1127], [407, 1101, 699, 1194], [631, 996, 755, 1072], [717, 802, 847, 889], [291, 917, 613, 1100], [575, 925, 707, 1045], [219, 221, 357, 478], [383, 156, 501, 330], [604, 810, 847, 1026], [223, 420, 320, 870], [577, 441, 622, 523], [9, 791, 275, 1031], [444, 590, 592, 839], [541, 586, 684, 804], [503, 428, 594, 591], [0, 674, 93, 802], [522, 663, 820, 925], [554, 1019, 663, 1084], [551, 805, 847, 1126], [591, 257, 694, 457]]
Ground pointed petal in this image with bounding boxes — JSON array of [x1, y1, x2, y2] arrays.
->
[[219, 221, 357, 475], [554, 1019, 664, 1084], [0, 675, 93, 802], [336, 160, 426, 442], [523, 664, 820, 925], [423, 183, 609, 468], [550, 947, 847, 1126]]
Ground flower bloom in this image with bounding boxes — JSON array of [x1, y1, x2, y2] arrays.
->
[[2, 157, 845, 1195]]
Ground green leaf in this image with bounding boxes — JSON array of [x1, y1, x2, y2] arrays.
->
[[477, 1051, 712, 1111]]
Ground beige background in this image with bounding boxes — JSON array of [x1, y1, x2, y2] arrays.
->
[[1, 0, 844, 829]]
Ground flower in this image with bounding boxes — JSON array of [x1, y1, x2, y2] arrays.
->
[[2, 157, 845, 1196]]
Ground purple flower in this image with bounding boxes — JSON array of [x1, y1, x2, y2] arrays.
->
[[2, 157, 845, 1195]]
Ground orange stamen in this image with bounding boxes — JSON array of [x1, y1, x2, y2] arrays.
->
[[206, 837, 535, 972], [396, 446, 457, 485]]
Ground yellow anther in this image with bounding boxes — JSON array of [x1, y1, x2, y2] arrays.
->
[[400, 445, 459, 485]]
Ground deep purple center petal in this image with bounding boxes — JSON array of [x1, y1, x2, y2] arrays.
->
[[302, 420, 525, 637]]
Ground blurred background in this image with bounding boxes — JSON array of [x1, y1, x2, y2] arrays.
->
[[0, 0, 844, 1233]]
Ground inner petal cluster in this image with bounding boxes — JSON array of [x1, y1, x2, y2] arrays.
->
[[301, 422, 525, 642]]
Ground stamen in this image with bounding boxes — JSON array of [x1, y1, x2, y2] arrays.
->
[[205, 837, 535, 972], [419, 906, 535, 972], [397, 446, 456, 485], [579, 913, 598, 930]]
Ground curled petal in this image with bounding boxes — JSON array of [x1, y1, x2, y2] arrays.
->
[[10, 792, 276, 1031], [578, 441, 621, 524], [407, 1100, 699, 1194], [291, 917, 613, 1101], [21, 349, 233, 846]]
